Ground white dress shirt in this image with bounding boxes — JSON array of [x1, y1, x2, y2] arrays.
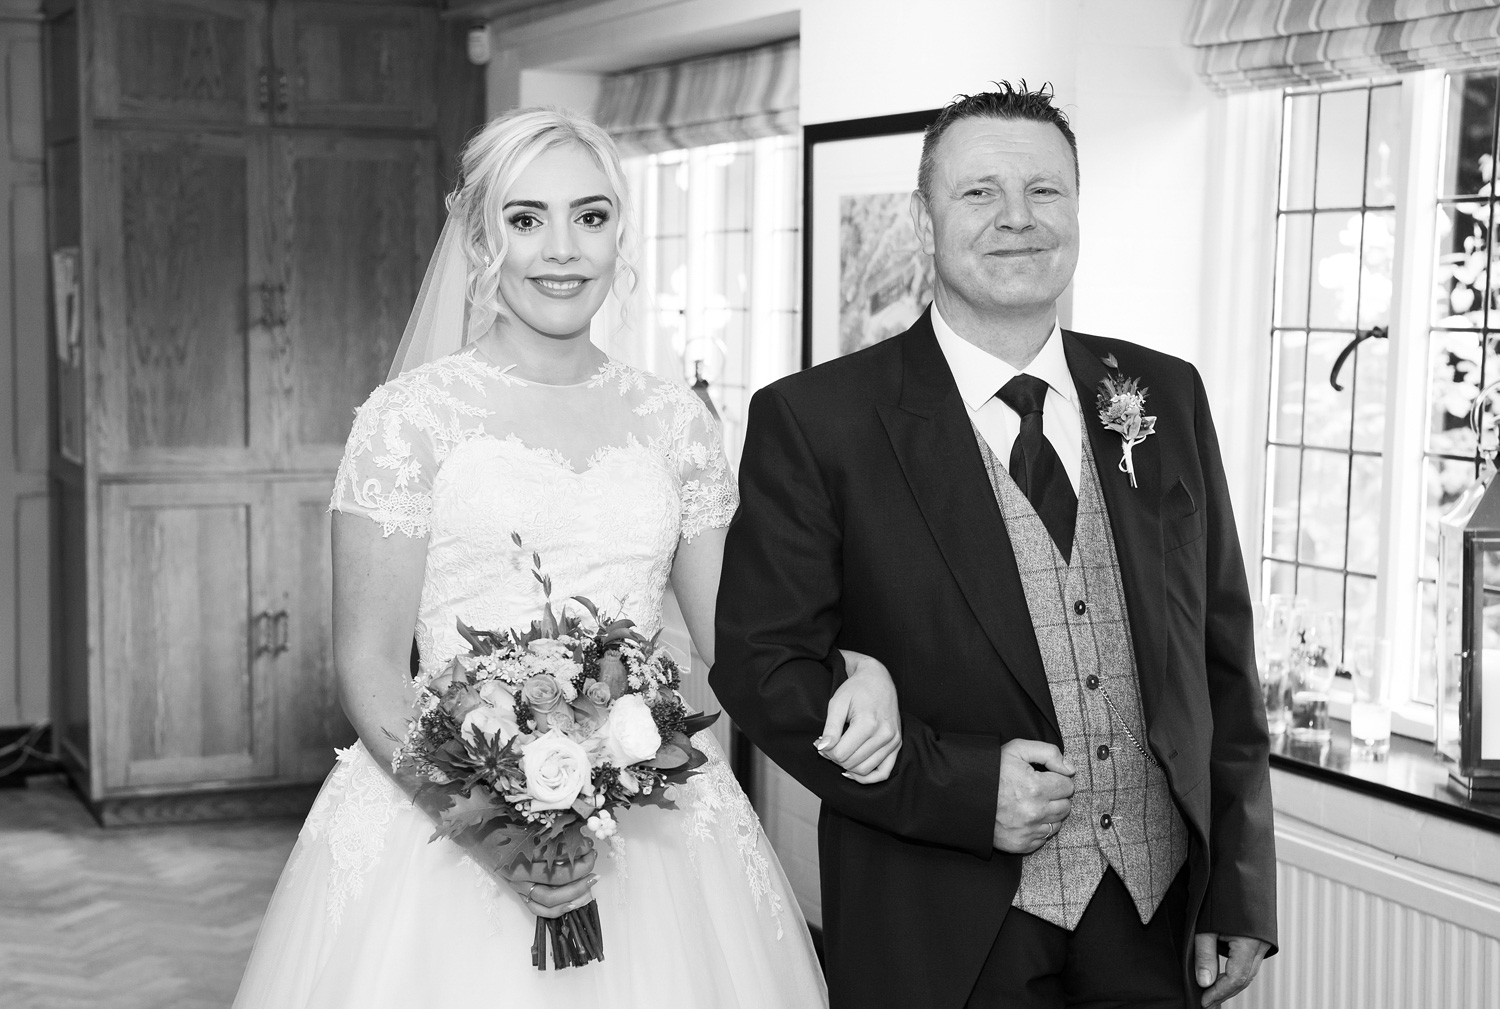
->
[[931, 304, 1083, 493]]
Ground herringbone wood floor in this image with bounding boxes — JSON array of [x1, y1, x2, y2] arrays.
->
[[0, 776, 300, 1009]]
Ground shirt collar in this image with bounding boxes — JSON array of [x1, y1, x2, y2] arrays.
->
[[930, 303, 1074, 412]]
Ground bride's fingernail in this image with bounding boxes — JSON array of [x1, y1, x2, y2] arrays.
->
[[814, 737, 831, 750]]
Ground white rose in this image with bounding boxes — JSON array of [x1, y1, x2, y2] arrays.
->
[[461, 699, 519, 748], [601, 694, 662, 768], [520, 729, 593, 810]]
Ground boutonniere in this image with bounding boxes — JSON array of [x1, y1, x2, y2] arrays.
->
[[1096, 373, 1155, 488]]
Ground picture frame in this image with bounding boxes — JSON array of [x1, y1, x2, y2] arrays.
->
[[801, 108, 941, 369]]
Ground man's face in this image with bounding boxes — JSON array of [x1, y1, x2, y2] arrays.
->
[[912, 117, 1079, 318]]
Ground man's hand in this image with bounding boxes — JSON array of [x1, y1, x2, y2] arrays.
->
[[1195, 933, 1270, 1006], [993, 739, 1075, 853]]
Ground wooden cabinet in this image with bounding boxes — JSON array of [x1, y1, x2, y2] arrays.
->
[[92, 0, 271, 126], [270, 133, 436, 469], [91, 128, 275, 472], [271, 2, 435, 129], [100, 481, 276, 788], [48, 0, 479, 823]]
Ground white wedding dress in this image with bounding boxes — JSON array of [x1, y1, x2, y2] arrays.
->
[[232, 350, 827, 1008]]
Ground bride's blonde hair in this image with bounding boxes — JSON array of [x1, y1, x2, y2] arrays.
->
[[450, 106, 640, 334]]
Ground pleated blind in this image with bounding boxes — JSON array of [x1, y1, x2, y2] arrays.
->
[[594, 38, 798, 157], [1190, 0, 1500, 92]]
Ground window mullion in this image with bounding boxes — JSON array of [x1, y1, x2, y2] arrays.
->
[[1382, 69, 1445, 725]]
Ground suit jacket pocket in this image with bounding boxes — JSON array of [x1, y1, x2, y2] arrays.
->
[[1162, 477, 1204, 553]]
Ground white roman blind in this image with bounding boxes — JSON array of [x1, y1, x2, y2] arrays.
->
[[594, 38, 798, 157], [1190, 0, 1500, 92]]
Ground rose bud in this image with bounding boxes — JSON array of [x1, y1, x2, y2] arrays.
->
[[520, 674, 565, 730], [585, 680, 612, 706], [598, 652, 629, 699]]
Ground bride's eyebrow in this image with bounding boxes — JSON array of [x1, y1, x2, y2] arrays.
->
[[501, 195, 613, 211]]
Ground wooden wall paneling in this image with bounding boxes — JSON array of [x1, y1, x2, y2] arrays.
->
[[92, 128, 276, 474], [91, 0, 269, 126], [1, 15, 48, 729], [270, 132, 435, 471], [99, 480, 275, 789], [52, 470, 89, 779], [270, 477, 353, 781], [269, 2, 435, 130]]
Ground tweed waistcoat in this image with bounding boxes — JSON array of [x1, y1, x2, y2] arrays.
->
[[975, 423, 1188, 930]]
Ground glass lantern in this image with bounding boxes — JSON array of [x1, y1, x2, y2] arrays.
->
[[1436, 386, 1500, 800]]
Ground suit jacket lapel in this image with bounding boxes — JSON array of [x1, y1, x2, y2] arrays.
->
[[876, 313, 1058, 734], [1064, 333, 1169, 747]]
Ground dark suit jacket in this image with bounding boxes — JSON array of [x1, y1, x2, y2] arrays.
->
[[710, 310, 1277, 1009]]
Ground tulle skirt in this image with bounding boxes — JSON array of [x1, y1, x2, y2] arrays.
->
[[231, 739, 826, 1009]]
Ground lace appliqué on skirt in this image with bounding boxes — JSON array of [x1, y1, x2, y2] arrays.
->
[[677, 734, 785, 939], [305, 747, 404, 931]]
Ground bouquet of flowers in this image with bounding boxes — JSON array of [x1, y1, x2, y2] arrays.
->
[[392, 536, 718, 970]]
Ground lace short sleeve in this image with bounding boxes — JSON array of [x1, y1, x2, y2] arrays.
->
[[671, 392, 739, 541], [329, 361, 492, 537]]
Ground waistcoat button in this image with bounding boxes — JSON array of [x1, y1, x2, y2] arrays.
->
[[1085, 674, 1100, 690], [1074, 599, 1087, 616], [1096, 744, 1110, 760], [1100, 813, 1113, 830]]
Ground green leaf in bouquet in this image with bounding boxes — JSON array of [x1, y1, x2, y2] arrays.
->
[[682, 710, 720, 736], [511, 531, 524, 548], [456, 620, 491, 655], [542, 602, 559, 637], [661, 743, 710, 780], [646, 743, 690, 770], [571, 595, 600, 620]]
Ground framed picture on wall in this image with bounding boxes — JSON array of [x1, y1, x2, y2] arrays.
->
[[802, 108, 941, 369]]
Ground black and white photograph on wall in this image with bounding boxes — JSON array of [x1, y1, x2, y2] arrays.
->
[[803, 108, 937, 366]]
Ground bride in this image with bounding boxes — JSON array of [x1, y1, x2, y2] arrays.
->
[[231, 107, 902, 1008]]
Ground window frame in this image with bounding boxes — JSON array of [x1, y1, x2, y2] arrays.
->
[[1261, 70, 1449, 741]]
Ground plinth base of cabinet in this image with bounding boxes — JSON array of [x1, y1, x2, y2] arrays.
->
[[80, 782, 322, 826]]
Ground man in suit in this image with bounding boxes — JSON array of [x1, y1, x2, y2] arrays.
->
[[711, 84, 1276, 1009]]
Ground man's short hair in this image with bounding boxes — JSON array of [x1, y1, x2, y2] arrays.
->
[[917, 82, 1078, 197]]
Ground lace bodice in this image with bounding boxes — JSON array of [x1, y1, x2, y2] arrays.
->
[[330, 350, 737, 678]]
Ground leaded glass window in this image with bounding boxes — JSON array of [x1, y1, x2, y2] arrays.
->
[[1264, 83, 1401, 660]]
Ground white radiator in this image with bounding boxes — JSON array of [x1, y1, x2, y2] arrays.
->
[[1230, 816, 1500, 1008]]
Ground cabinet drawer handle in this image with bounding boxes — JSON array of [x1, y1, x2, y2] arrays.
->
[[257, 67, 271, 112], [251, 611, 273, 658], [276, 70, 290, 114], [272, 610, 290, 656]]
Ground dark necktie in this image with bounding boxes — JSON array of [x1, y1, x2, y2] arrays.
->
[[996, 374, 1078, 561]]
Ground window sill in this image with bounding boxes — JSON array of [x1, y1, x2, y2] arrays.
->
[[1270, 719, 1500, 834]]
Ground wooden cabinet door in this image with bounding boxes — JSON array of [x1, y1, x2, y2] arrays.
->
[[270, 477, 355, 781], [270, 2, 435, 129], [269, 133, 436, 470], [92, 0, 271, 126], [100, 481, 276, 789], [92, 129, 276, 474]]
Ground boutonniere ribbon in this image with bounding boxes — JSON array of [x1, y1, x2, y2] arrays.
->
[[1096, 373, 1155, 489]]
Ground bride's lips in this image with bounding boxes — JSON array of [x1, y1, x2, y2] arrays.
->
[[530, 275, 591, 298]]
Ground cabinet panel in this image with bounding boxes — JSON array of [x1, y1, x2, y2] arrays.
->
[[101, 482, 275, 788], [272, 478, 355, 780], [271, 134, 435, 469], [93, 130, 275, 472], [271, 3, 435, 129], [93, 0, 270, 126]]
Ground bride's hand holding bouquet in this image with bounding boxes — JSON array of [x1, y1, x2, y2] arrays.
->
[[391, 539, 719, 970]]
